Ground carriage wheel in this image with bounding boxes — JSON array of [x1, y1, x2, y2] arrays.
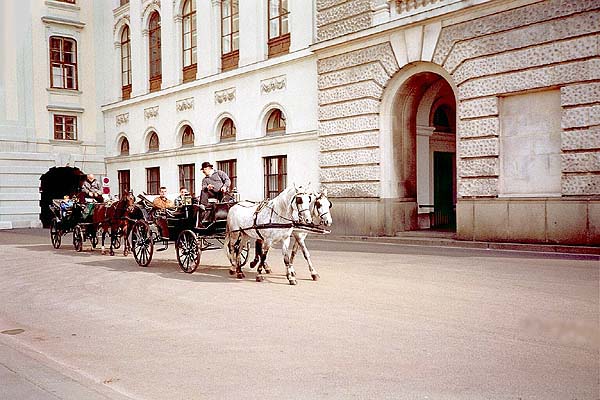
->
[[73, 225, 83, 252], [131, 220, 154, 267], [50, 220, 61, 249], [176, 230, 201, 274], [239, 242, 250, 267]]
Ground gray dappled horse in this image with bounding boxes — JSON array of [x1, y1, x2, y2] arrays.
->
[[224, 185, 313, 285], [250, 189, 332, 281]]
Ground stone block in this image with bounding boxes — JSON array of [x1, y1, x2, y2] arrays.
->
[[317, 0, 370, 27], [319, 131, 379, 152], [318, 62, 390, 90], [562, 174, 600, 196], [317, 13, 372, 42], [320, 164, 379, 182], [561, 82, 600, 106], [458, 138, 499, 159], [319, 98, 380, 120], [317, 43, 399, 76], [323, 182, 379, 197], [458, 97, 498, 119], [546, 200, 588, 244], [319, 115, 379, 136], [453, 35, 598, 85], [458, 158, 499, 177], [458, 177, 498, 197], [561, 152, 600, 173], [508, 201, 546, 242], [317, 0, 348, 12], [457, 117, 499, 139], [458, 59, 594, 100], [473, 200, 509, 241], [433, 0, 599, 66], [456, 200, 474, 240], [320, 148, 379, 167], [318, 81, 384, 105], [561, 126, 600, 151], [562, 104, 600, 129]]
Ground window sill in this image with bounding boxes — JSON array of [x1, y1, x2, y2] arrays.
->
[[47, 88, 82, 96], [45, 1, 80, 12], [50, 139, 82, 145]]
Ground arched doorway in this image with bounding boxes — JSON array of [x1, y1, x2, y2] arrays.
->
[[39, 166, 85, 227], [381, 63, 457, 233]]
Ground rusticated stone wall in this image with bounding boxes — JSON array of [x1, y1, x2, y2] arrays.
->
[[316, 0, 388, 42], [318, 42, 400, 198], [433, 0, 600, 198]]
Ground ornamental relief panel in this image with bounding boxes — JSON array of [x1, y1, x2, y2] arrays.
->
[[115, 112, 129, 126], [176, 97, 194, 112], [214, 88, 235, 104], [144, 106, 159, 119], [260, 76, 286, 94]]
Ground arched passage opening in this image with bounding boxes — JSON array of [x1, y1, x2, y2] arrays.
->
[[382, 64, 457, 233], [39, 166, 85, 227]]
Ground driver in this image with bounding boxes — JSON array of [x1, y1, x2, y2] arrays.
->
[[81, 174, 103, 202], [152, 186, 173, 241], [199, 162, 230, 206]]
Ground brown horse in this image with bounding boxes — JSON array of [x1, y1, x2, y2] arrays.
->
[[91, 191, 136, 256]]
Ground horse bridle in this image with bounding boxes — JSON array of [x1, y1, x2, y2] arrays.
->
[[313, 194, 332, 223], [293, 192, 312, 222]]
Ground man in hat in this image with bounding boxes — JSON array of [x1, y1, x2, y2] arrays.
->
[[198, 162, 231, 224]]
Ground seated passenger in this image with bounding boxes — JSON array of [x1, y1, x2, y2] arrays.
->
[[174, 186, 190, 207], [152, 186, 173, 241]]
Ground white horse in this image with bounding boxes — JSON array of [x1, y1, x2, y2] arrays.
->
[[224, 185, 313, 285], [250, 189, 332, 281]]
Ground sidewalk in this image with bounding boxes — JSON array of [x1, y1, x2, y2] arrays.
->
[[0, 333, 132, 400], [319, 230, 600, 257]]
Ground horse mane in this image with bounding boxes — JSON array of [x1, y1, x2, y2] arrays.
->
[[268, 186, 297, 219]]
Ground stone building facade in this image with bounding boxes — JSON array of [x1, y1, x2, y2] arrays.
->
[[313, 0, 599, 245]]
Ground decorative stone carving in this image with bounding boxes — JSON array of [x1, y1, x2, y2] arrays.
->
[[260, 76, 286, 94], [214, 88, 235, 104], [144, 106, 159, 119], [115, 112, 129, 126], [141, 0, 161, 20], [176, 97, 194, 112], [112, 15, 130, 39], [395, 0, 439, 13]]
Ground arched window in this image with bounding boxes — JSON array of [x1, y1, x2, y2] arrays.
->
[[220, 118, 236, 141], [49, 36, 77, 89], [182, 0, 197, 82], [267, 0, 290, 57], [148, 132, 159, 151], [120, 26, 132, 99], [182, 125, 194, 146], [266, 109, 286, 135], [148, 12, 162, 92], [120, 138, 130, 155]]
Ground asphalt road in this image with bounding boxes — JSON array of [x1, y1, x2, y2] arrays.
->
[[0, 228, 598, 400]]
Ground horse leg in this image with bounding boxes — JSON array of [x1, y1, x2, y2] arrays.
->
[[250, 240, 262, 269], [255, 242, 270, 282], [123, 223, 130, 257], [101, 228, 107, 255], [282, 236, 296, 285], [296, 233, 318, 280], [109, 226, 115, 256]]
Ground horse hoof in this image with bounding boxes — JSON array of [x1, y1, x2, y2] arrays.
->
[[256, 275, 264, 282], [291, 271, 296, 277], [101, 250, 106, 255], [288, 279, 297, 286], [237, 273, 245, 279], [265, 268, 271, 274], [228, 269, 235, 276], [249, 260, 257, 269], [123, 250, 129, 257], [110, 251, 115, 256], [311, 274, 320, 281]]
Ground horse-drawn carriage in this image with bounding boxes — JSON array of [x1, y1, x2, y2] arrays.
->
[[129, 193, 249, 272], [49, 197, 99, 251]]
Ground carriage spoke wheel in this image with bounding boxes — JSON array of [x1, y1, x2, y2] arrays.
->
[[176, 230, 201, 274], [132, 220, 154, 267], [73, 225, 83, 252], [50, 220, 61, 249]]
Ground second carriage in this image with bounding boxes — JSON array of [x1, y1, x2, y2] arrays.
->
[[129, 194, 249, 273]]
